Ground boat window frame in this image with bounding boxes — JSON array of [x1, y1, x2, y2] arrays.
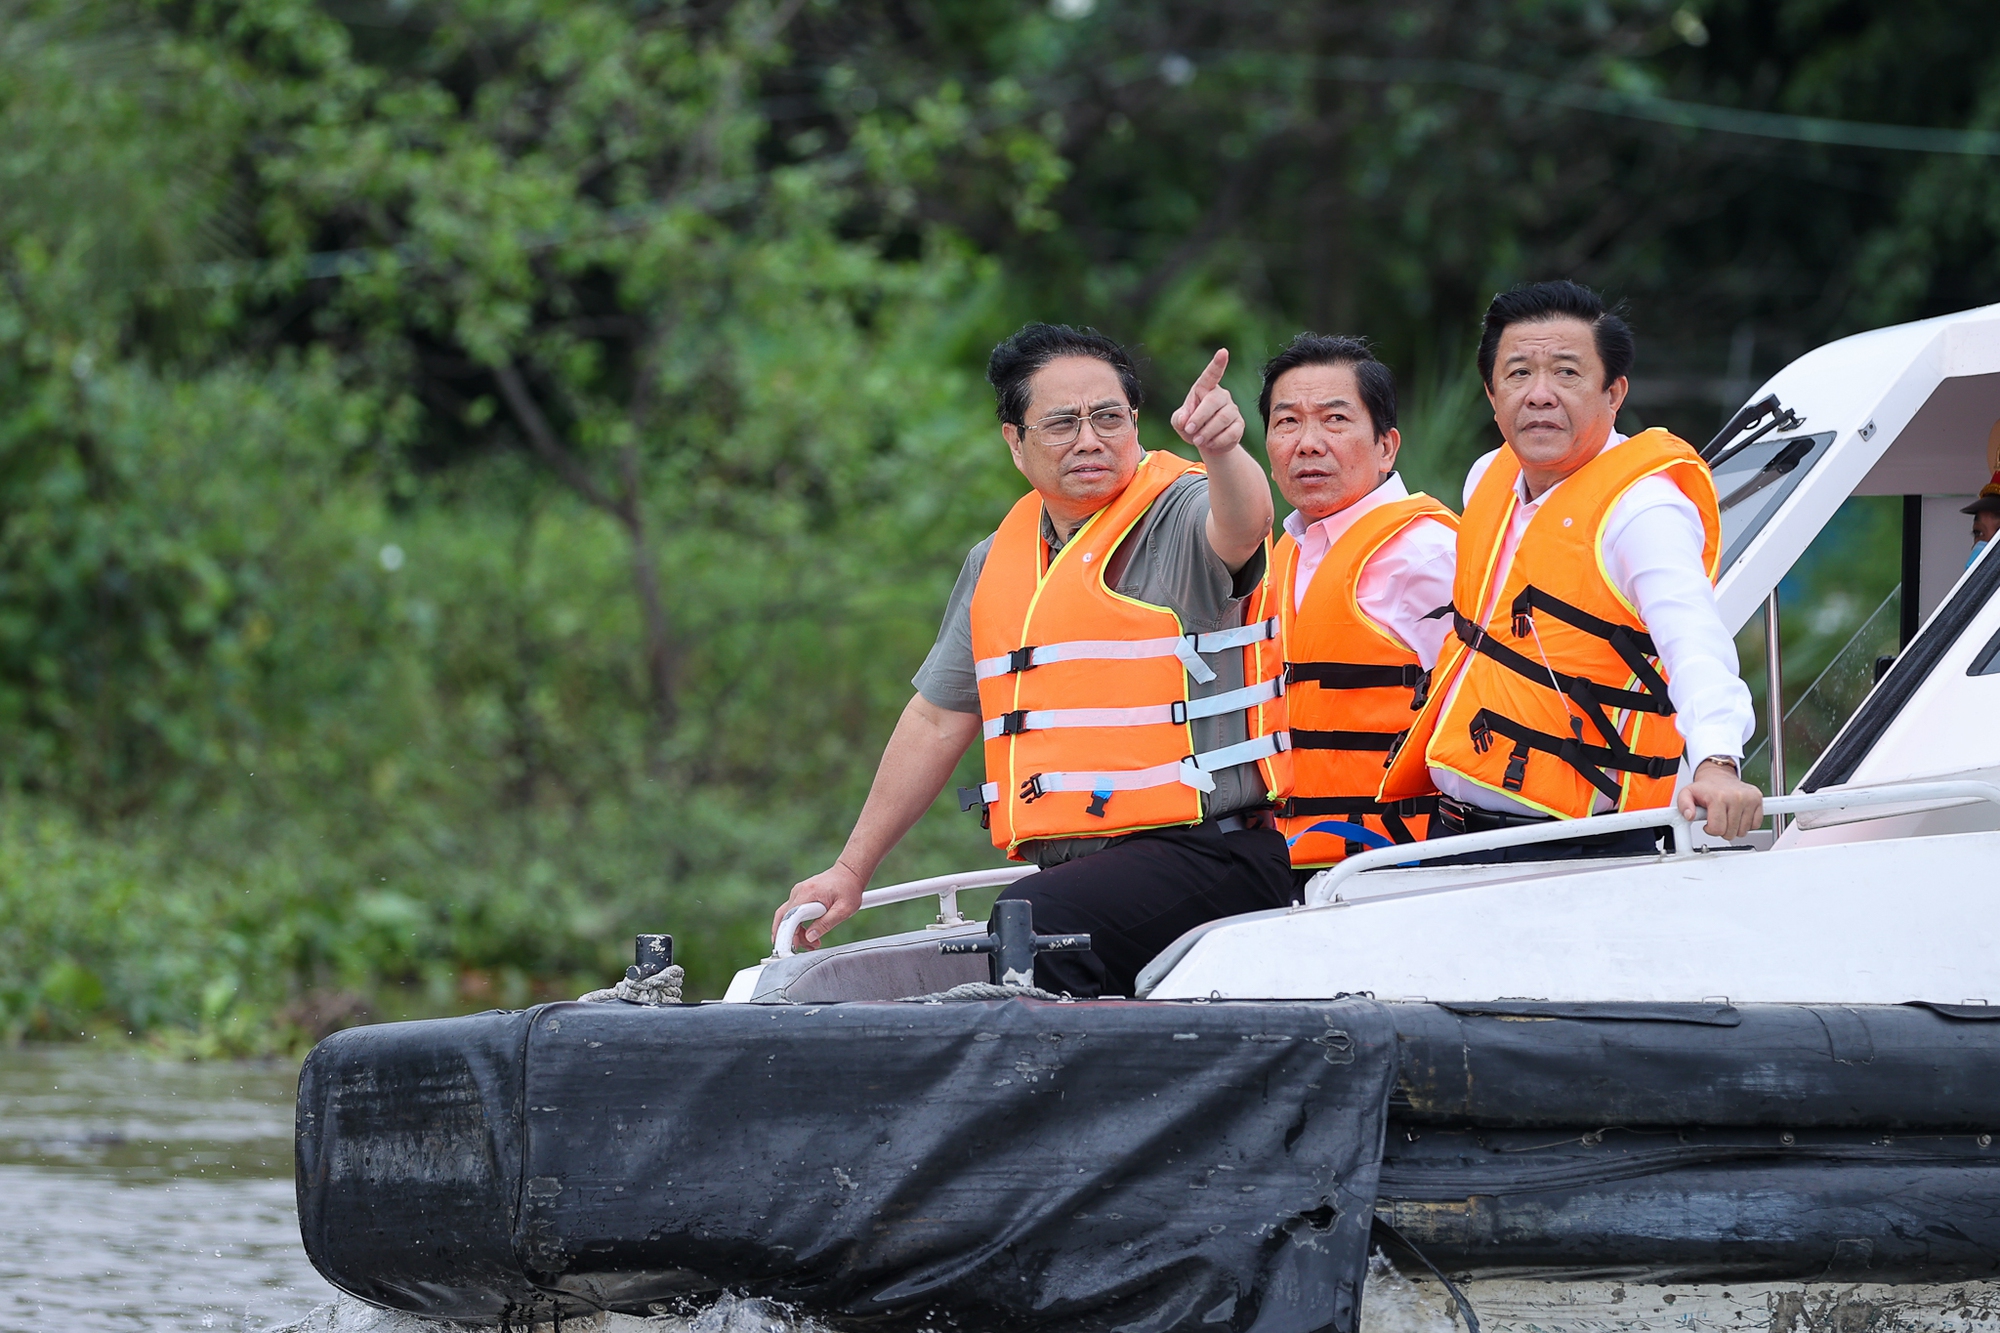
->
[[1803, 545, 2000, 790], [1714, 430, 1839, 575], [1969, 617, 2000, 678]]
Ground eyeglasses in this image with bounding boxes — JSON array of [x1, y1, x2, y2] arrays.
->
[[1023, 406, 1137, 448]]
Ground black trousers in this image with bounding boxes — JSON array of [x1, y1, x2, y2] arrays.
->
[[994, 823, 1296, 998]]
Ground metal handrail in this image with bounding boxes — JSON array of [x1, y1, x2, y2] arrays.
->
[[771, 865, 1038, 959], [1303, 780, 2000, 908], [1773, 778, 2000, 831]]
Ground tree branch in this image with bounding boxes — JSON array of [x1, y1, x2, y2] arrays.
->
[[493, 359, 623, 517]]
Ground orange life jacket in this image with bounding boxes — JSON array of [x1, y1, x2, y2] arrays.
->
[[1249, 494, 1459, 867], [1380, 428, 1721, 819], [968, 451, 1287, 860]]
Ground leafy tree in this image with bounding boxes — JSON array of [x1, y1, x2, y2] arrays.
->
[[3, 0, 1998, 1037]]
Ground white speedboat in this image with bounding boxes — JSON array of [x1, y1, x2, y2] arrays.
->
[[297, 304, 2000, 1332]]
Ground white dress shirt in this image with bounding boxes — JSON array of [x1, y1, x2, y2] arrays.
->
[[1432, 435, 1755, 816], [1284, 473, 1458, 669]]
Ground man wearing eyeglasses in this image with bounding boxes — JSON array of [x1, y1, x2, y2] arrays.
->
[[772, 322, 1289, 997]]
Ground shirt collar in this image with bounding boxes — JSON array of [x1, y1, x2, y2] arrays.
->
[[1514, 431, 1627, 507], [1284, 472, 1410, 547]]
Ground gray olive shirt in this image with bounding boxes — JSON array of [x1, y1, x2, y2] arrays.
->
[[913, 473, 1269, 865]]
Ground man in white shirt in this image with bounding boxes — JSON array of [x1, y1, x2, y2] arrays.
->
[[1248, 336, 1457, 873], [1380, 281, 1764, 857]]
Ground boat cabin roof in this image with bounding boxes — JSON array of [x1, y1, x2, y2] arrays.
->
[[1716, 300, 2000, 631], [1699, 301, 2000, 799]]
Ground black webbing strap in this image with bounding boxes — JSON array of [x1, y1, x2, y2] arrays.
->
[[1289, 728, 1405, 752], [1277, 795, 1439, 818], [1511, 583, 1658, 654], [1511, 584, 1671, 704], [1468, 707, 1678, 804], [1286, 661, 1426, 691], [1452, 613, 1666, 717], [1276, 795, 1437, 845]]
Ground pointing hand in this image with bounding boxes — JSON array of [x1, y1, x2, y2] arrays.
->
[[1170, 349, 1246, 457]]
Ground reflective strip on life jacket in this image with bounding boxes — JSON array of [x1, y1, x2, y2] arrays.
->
[[968, 451, 1288, 857], [980, 674, 1284, 741], [1015, 731, 1291, 803], [974, 617, 1279, 685]]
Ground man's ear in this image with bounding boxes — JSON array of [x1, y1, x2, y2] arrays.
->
[[1002, 422, 1029, 476], [1605, 375, 1630, 414], [1377, 426, 1402, 473]]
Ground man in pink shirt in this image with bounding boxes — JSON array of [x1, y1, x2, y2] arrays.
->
[[1252, 335, 1458, 876]]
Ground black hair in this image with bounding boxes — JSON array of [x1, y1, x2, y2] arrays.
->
[[1477, 280, 1634, 389], [985, 323, 1144, 428], [1257, 333, 1397, 438]]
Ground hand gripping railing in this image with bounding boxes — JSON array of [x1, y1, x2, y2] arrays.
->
[[1303, 781, 2000, 908], [772, 865, 1040, 959]]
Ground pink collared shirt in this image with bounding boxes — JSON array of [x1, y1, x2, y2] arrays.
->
[[1284, 473, 1458, 670], [1431, 435, 1755, 816]]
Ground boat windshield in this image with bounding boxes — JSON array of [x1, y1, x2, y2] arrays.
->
[[1714, 430, 1837, 571], [1745, 583, 1901, 791]]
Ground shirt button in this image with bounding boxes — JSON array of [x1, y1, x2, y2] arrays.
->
[[1082, 552, 1095, 562], [1563, 517, 1574, 527]]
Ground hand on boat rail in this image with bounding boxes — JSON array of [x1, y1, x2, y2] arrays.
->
[[771, 865, 1041, 959], [1677, 757, 1764, 840]]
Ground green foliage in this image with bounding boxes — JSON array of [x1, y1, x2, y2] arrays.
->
[[0, 0, 1992, 1046]]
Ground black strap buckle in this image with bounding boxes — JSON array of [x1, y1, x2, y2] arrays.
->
[[1470, 714, 1496, 755], [1502, 742, 1530, 792], [1019, 774, 1047, 802], [1434, 798, 1469, 836], [1008, 646, 1037, 673], [1409, 667, 1433, 711], [1000, 709, 1029, 736], [1170, 699, 1188, 725]]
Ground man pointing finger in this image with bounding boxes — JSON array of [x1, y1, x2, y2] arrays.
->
[[773, 326, 1293, 996]]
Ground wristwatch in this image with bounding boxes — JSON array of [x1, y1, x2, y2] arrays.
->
[[1695, 755, 1740, 777]]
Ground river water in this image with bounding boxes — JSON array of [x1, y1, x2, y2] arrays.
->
[[0, 1045, 338, 1331]]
